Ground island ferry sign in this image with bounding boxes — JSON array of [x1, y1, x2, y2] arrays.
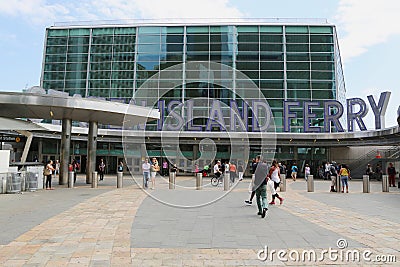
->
[[151, 91, 390, 133]]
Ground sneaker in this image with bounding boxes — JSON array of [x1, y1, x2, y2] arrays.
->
[[262, 208, 268, 218], [269, 201, 275, 205], [245, 200, 252, 205], [257, 211, 262, 215], [279, 198, 284, 205]]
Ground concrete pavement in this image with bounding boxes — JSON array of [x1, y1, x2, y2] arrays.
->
[[0, 174, 399, 266]]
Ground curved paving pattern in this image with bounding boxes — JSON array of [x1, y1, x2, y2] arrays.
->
[[0, 177, 398, 266]]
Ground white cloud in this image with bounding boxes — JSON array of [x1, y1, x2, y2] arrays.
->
[[335, 0, 400, 62], [0, 0, 243, 26]]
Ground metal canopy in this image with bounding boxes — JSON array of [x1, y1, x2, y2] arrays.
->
[[0, 117, 46, 131], [0, 92, 159, 125]]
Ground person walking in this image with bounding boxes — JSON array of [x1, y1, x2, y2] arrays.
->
[[162, 160, 169, 176], [150, 158, 159, 189], [304, 164, 310, 181], [245, 156, 260, 205], [291, 163, 298, 181], [229, 161, 237, 183], [387, 162, 396, 187], [238, 164, 244, 181], [366, 164, 374, 180], [268, 160, 284, 205], [339, 164, 351, 193], [44, 160, 55, 190], [98, 158, 105, 181], [142, 158, 151, 189], [55, 160, 60, 179], [253, 157, 269, 218]]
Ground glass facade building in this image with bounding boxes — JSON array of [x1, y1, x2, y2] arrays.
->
[[42, 20, 345, 133], [40, 20, 346, 173]]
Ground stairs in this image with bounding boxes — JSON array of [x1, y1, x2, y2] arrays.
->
[[348, 146, 400, 178]]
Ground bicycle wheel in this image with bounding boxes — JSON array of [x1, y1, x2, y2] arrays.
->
[[210, 176, 219, 186]]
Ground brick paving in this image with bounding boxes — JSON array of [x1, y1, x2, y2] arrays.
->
[[0, 175, 398, 266]]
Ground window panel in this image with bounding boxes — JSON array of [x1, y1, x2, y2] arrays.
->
[[287, 71, 310, 79], [287, 53, 310, 61], [67, 45, 89, 53], [311, 71, 333, 80], [259, 80, 284, 89], [287, 62, 310, 70], [310, 35, 333, 43], [65, 80, 86, 89], [237, 34, 259, 43], [65, 71, 87, 80], [286, 34, 309, 43], [260, 61, 283, 70], [186, 43, 209, 52], [187, 34, 209, 43], [312, 90, 334, 99], [312, 81, 333, 90], [236, 61, 259, 70], [66, 63, 88, 72], [310, 44, 333, 52], [310, 53, 334, 61], [261, 89, 284, 98], [45, 54, 66, 63], [311, 62, 334, 71], [287, 81, 311, 89], [260, 43, 282, 52], [287, 90, 311, 99], [114, 27, 136, 35], [286, 44, 309, 52], [260, 34, 282, 43], [260, 71, 283, 79], [92, 35, 114, 44], [47, 37, 68, 46], [286, 26, 308, 34], [46, 46, 67, 54]]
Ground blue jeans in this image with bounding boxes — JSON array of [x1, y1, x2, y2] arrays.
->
[[341, 175, 348, 187], [143, 172, 150, 188], [255, 185, 268, 213]]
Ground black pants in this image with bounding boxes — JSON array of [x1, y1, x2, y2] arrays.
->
[[99, 170, 104, 180], [46, 174, 52, 188], [272, 181, 280, 201]]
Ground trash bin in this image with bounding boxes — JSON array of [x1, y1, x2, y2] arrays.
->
[[6, 173, 22, 193], [25, 172, 38, 192]]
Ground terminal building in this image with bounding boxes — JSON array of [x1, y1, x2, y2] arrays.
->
[[3, 19, 399, 177]]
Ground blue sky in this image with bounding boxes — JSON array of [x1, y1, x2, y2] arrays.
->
[[0, 0, 399, 129]]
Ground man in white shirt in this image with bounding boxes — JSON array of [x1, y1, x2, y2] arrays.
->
[[142, 158, 151, 189], [213, 161, 221, 178]]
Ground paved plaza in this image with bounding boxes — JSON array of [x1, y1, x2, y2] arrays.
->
[[0, 174, 399, 266]]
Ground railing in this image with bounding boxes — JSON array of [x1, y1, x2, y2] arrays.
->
[[349, 146, 400, 178], [53, 18, 329, 27]]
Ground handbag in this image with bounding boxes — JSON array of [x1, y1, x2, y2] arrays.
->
[[43, 168, 51, 176]]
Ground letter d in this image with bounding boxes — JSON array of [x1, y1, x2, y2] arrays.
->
[[257, 245, 268, 261]]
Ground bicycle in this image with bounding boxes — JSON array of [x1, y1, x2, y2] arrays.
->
[[210, 173, 223, 186]]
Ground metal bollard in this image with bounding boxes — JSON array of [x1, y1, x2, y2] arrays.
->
[[169, 172, 176, 189], [363, 175, 370, 193], [382, 174, 389, 192], [20, 172, 26, 191], [1, 177, 6, 194], [68, 171, 74, 188], [307, 175, 314, 192], [91, 171, 98, 188], [336, 175, 342, 193], [196, 172, 203, 190], [280, 174, 286, 192], [117, 172, 123, 188], [224, 172, 229, 191]]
